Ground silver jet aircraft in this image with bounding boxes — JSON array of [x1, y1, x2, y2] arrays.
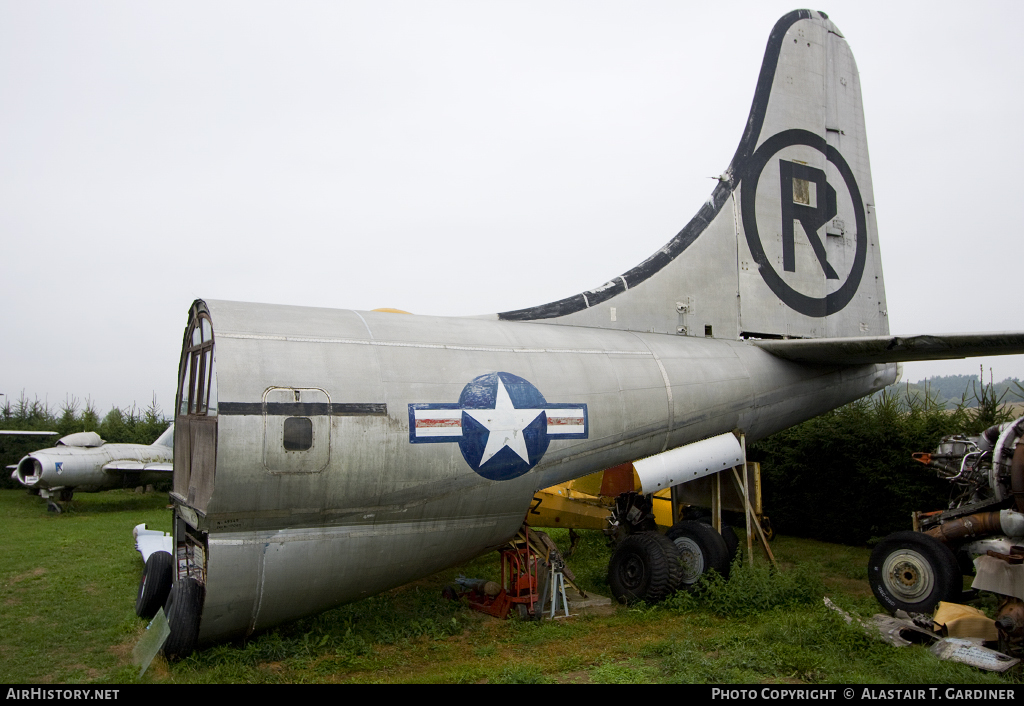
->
[[11, 427, 173, 512], [160, 10, 1024, 656]]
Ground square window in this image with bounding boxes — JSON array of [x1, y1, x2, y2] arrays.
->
[[283, 417, 313, 451]]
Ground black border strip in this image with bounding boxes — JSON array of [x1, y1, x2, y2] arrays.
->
[[219, 402, 387, 416], [498, 9, 814, 321]]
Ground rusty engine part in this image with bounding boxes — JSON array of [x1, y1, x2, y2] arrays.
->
[[913, 418, 1024, 530], [925, 512, 1004, 543], [996, 596, 1024, 657], [1011, 440, 1024, 513]]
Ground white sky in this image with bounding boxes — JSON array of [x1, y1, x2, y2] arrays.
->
[[2, 1, 1022, 415]]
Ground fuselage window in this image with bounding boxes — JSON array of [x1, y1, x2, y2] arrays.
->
[[283, 417, 313, 451]]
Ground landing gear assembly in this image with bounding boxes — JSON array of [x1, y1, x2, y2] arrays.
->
[[605, 491, 746, 604]]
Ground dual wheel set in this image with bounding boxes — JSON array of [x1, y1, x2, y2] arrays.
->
[[607, 520, 739, 604], [134, 551, 205, 659]]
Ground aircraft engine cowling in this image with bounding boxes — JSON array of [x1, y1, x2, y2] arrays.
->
[[16, 456, 43, 486]]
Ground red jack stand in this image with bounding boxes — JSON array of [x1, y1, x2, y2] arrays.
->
[[451, 526, 544, 620]]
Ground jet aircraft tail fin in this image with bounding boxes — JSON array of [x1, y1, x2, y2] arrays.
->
[[499, 10, 886, 342]]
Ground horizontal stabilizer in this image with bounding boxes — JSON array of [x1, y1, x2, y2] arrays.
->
[[752, 332, 1024, 366]]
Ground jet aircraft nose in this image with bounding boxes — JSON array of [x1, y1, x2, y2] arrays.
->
[[16, 456, 43, 487]]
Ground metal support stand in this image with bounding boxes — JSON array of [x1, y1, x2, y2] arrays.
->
[[547, 563, 570, 619], [712, 472, 722, 533]]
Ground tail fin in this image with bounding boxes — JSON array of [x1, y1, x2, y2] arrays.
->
[[498, 10, 887, 341]]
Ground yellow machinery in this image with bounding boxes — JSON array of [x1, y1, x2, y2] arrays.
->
[[530, 460, 768, 542]]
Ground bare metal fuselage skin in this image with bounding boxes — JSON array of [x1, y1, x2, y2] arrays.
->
[[187, 302, 895, 643], [170, 11, 1024, 645]]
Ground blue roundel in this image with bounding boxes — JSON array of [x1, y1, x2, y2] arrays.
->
[[457, 372, 550, 481], [407, 371, 589, 482]]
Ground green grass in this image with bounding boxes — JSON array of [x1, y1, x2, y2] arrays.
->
[[0, 489, 170, 683], [1, 488, 1021, 684]]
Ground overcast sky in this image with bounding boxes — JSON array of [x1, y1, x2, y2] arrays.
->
[[2, 1, 1022, 415]]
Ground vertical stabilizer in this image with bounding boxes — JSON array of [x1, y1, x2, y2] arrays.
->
[[499, 10, 887, 341]]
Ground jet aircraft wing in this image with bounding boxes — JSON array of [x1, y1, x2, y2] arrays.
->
[[751, 332, 1024, 366], [102, 461, 173, 472]]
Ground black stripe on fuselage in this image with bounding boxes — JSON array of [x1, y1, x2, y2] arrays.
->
[[219, 402, 387, 416], [497, 9, 813, 322]]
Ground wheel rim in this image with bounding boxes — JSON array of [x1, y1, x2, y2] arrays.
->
[[673, 537, 704, 584], [882, 549, 935, 602], [621, 554, 646, 590]]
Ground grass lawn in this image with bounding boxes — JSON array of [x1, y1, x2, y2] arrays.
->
[[0, 488, 1020, 684]]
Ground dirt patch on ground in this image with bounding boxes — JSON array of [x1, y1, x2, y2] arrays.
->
[[110, 624, 173, 681], [67, 664, 103, 681], [8, 567, 47, 584]]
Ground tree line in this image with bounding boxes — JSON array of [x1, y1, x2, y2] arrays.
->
[[897, 372, 1023, 409]]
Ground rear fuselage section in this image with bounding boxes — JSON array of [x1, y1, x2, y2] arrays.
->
[[174, 300, 896, 642]]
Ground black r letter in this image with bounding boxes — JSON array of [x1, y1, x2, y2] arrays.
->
[[779, 160, 838, 279]]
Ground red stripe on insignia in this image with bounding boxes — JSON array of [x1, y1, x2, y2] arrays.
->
[[416, 419, 462, 428], [548, 417, 584, 426]]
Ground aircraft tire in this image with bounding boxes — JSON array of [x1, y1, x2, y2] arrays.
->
[[869, 530, 962, 615], [720, 524, 740, 564], [666, 520, 731, 586], [135, 551, 173, 619], [691, 517, 740, 565], [162, 577, 205, 661], [607, 531, 682, 604]]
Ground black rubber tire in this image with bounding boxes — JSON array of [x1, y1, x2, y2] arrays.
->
[[666, 520, 731, 586], [607, 531, 682, 604], [135, 551, 174, 619], [694, 518, 740, 567], [720, 524, 740, 564], [162, 577, 205, 661], [868, 530, 963, 615]]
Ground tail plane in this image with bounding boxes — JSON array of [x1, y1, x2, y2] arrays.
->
[[500, 10, 884, 342]]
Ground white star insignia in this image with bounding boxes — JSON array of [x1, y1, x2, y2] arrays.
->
[[464, 377, 543, 466]]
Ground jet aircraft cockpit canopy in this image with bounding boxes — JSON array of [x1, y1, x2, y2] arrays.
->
[[56, 431, 104, 447]]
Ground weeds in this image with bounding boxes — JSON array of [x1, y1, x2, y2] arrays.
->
[[664, 558, 823, 618]]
